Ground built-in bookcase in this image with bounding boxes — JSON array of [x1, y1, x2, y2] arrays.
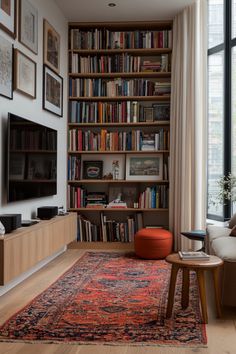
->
[[67, 21, 172, 244]]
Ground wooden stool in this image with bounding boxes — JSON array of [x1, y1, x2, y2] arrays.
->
[[165, 253, 223, 323]]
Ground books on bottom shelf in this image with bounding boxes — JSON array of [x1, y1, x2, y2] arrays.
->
[[178, 251, 210, 261], [77, 212, 143, 242]]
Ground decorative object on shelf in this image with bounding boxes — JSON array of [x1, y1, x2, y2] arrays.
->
[[0, 35, 13, 99], [152, 103, 170, 120], [14, 49, 36, 98], [0, 0, 16, 38], [108, 186, 137, 208], [43, 19, 60, 73], [112, 160, 119, 180], [83, 160, 103, 180], [43, 65, 63, 117], [126, 154, 163, 181], [102, 172, 113, 180], [19, 0, 38, 54]]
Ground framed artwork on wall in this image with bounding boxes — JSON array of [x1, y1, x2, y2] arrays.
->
[[0, 0, 16, 38], [126, 154, 163, 181], [19, 0, 38, 54], [43, 19, 60, 73], [43, 65, 63, 117], [14, 49, 36, 98], [0, 34, 13, 99]]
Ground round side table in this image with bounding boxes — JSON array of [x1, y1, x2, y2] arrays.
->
[[165, 253, 223, 324]]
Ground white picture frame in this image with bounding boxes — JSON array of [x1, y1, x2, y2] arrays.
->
[[19, 0, 38, 54], [126, 154, 163, 181]]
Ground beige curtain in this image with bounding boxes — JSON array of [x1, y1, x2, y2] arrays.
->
[[169, 0, 207, 251]]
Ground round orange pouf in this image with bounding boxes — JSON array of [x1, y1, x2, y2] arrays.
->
[[134, 228, 173, 259]]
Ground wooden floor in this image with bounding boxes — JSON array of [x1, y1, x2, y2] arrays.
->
[[0, 248, 236, 354]]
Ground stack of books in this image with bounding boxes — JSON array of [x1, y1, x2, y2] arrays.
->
[[85, 192, 107, 208], [178, 251, 210, 260]]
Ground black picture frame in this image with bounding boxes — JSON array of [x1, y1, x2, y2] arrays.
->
[[0, 35, 13, 99], [43, 65, 63, 117], [83, 160, 103, 180], [152, 103, 170, 121]]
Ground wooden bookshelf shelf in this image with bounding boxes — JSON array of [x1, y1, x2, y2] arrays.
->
[[69, 95, 171, 102], [68, 180, 169, 184], [69, 72, 171, 79], [68, 121, 170, 127], [69, 208, 169, 212], [68, 150, 169, 154]]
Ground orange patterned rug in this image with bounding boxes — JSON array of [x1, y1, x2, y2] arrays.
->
[[0, 252, 207, 346]]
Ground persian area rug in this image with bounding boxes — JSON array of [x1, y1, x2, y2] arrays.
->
[[0, 252, 207, 346]]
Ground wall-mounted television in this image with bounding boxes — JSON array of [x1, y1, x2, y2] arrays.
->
[[7, 113, 57, 202]]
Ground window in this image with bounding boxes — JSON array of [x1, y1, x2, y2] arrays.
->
[[207, 0, 236, 220]]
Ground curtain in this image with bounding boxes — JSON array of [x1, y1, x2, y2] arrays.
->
[[169, 0, 207, 251]]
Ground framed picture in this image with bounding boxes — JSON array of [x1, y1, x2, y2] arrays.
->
[[0, 35, 13, 99], [19, 0, 38, 54], [0, 0, 16, 38], [108, 186, 137, 207], [83, 160, 103, 179], [152, 103, 170, 121], [43, 65, 63, 117], [43, 19, 60, 73], [14, 49, 36, 98], [126, 154, 163, 181], [9, 153, 25, 180], [144, 107, 154, 122]]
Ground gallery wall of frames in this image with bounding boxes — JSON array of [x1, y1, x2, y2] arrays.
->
[[0, 0, 68, 219]]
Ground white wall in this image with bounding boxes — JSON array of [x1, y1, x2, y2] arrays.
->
[[0, 0, 68, 219]]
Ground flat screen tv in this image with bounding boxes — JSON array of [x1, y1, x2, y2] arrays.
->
[[7, 113, 57, 202]]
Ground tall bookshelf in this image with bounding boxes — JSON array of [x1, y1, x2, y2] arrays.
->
[[67, 21, 172, 244]]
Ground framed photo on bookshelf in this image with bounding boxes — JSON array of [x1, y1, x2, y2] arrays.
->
[[43, 19, 60, 73], [152, 103, 170, 121], [126, 154, 163, 181], [19, 0, 38, 54], [0, 0, 16, 38], [14, 49, 36, 99], [108, 186, 137, 207], [144, 107, 154, 122], [83, 160, 103, 180], [43, 65, 63, 117], [0, 35, 13, 99]]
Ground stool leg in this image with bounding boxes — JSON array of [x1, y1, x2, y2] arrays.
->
[[182, 268, 189, 309], [212, 266, 222, 318], [196, 269, 208, 324], [166, 265, 179, 318]]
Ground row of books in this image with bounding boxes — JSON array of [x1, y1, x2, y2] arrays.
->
[[70, 29, 172, 50], [138, 186, 169, 209], [70, 54, 169, 74], [68, 185, 168, 209], [69, 78, 171, 97], [69, 101, 170, 124], [68, 129, 170, 152], [77, 212, 144, 242], [10, 129, 57, 151]]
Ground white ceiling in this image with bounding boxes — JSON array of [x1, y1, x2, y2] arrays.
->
[[55, 0, 195, 22]]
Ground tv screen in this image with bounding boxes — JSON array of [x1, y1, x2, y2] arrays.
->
[[7, 113, 57, 202]]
